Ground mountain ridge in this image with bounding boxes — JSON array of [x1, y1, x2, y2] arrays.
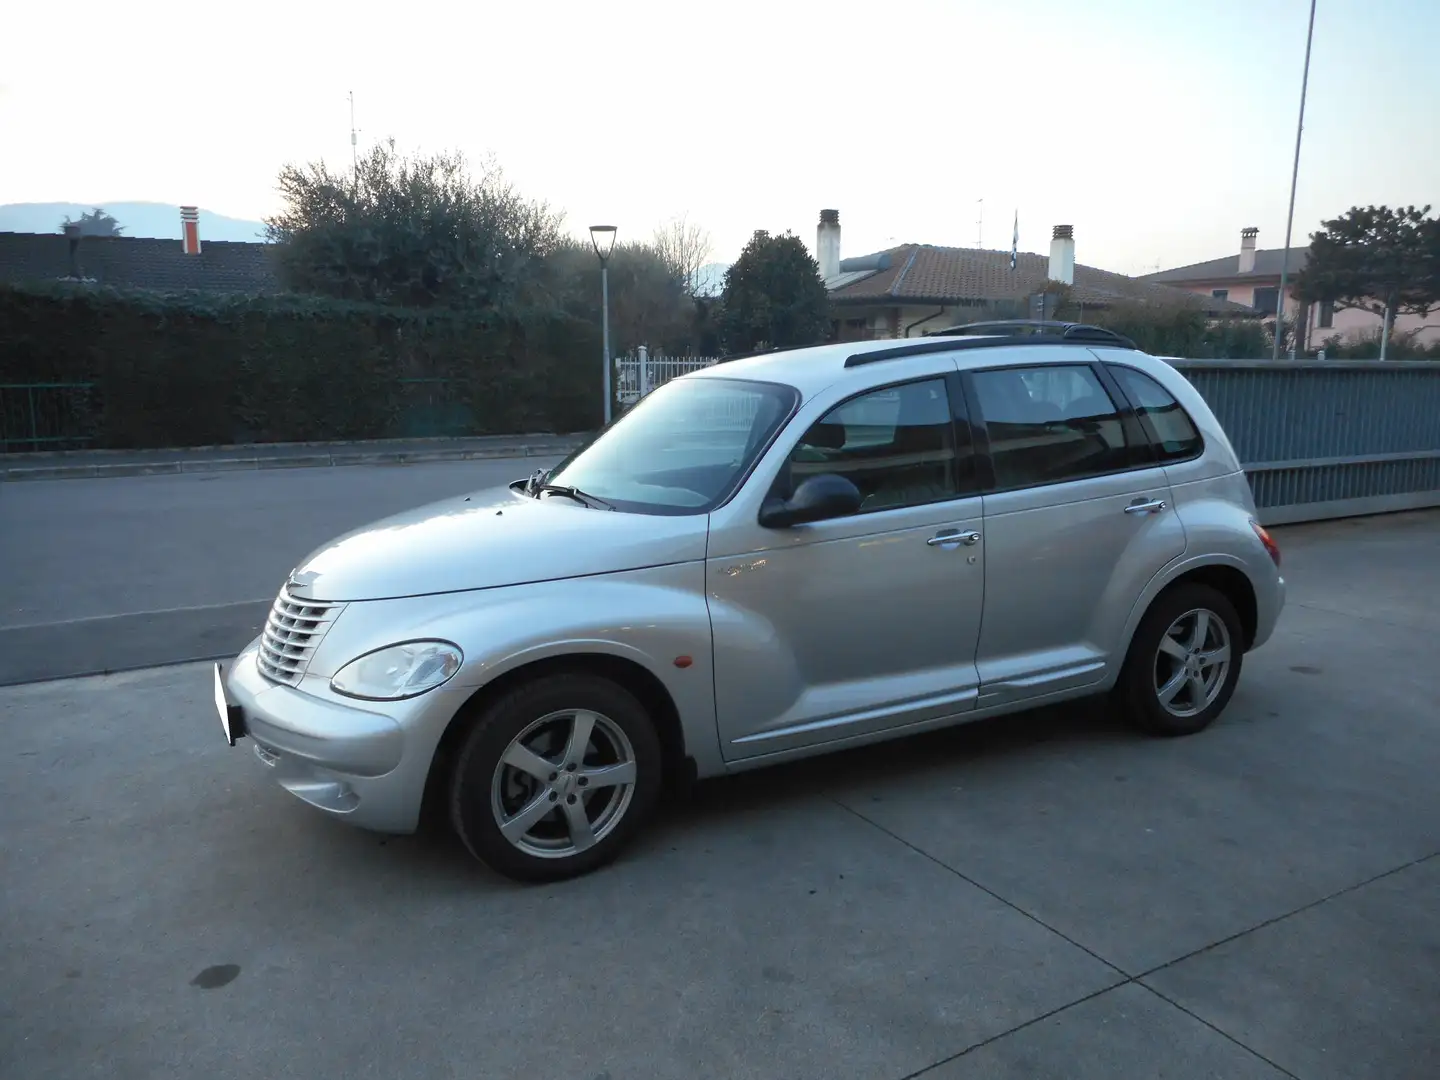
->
[[0, 202, 268, 242]]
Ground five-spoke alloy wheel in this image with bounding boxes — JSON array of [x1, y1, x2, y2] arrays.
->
[[1118, 583, 1244, 736], [450, 673, 662, 882]]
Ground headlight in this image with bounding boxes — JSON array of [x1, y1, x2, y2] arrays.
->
[[330, 640, 463, 700]]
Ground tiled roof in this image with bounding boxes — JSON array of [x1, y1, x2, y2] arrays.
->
[[1140, 246, 1309, 284], [829, 244, 1259, 316], [0, 232, 281, 293]]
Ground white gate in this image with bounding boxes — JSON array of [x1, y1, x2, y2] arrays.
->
[[615, 347, 720, 406]]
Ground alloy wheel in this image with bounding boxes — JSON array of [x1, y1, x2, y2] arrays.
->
[[489, 709, 638, 859], [1153, 607, 1232, 719]]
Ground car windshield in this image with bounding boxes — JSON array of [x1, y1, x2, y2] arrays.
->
[[542, 376, 799, 515]]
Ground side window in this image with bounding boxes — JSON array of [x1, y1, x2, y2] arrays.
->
[[1108, 366, 1203, 462], [972, 364, 1131, 489], [786, 377, 973, 513]]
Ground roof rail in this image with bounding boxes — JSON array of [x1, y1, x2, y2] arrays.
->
[[926, 320, 1138, 349], [844, 321, 1138, 368]]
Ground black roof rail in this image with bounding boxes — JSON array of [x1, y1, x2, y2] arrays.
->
[[925, 320, 1139, 349], [844, 321, 1139, 368]]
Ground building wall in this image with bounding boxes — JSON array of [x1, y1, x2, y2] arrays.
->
[[1170, 280, 1439, 347]]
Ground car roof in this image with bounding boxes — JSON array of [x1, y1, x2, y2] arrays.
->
[[686, 336, 1163, 402]]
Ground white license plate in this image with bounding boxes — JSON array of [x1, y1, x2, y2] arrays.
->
[[213, 663, 239, 746]]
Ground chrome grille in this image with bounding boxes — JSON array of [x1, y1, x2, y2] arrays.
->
[[257, 588, 343, 686]]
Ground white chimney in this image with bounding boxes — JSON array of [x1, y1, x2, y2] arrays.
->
[[817, 209, 841, 281], [1047, 224, 1074, 285], [1239, 226, 1258, 274], [181, 205, 201, 255]]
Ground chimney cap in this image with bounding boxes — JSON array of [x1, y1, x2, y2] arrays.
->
[[180, 205, 200, 220], [63, 223, 81, 239], [819, 209, 839, 225], [1241, 226, 1259, 238], [1052, 224, 1073, 240]]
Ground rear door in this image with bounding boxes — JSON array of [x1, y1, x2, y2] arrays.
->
[[965, 354, 1186, 708]]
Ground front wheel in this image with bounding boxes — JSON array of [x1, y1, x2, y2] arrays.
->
[[449, 673, 663, 882], [1116, 583, 1244, 736]]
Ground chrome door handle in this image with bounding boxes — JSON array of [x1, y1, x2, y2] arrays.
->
[[1124, 499, 1168, 515], [928, 530, 981, 547]]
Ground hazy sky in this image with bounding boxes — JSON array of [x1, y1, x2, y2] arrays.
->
[[3, 0, 1435, 275]]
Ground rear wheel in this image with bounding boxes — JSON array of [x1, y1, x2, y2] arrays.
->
[[449, 673, 663, 882], [1116, 583, 1244, 736]]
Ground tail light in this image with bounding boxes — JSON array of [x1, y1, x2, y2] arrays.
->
[[1250, 520, 1281, 568]]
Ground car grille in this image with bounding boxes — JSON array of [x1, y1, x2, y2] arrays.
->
[[257, 588, 344, 686]]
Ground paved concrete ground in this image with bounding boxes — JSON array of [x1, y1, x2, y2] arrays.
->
[[2, 510, 1437, 1079], [0, 457, 558, 684]]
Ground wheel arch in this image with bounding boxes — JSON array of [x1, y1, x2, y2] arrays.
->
[[1121, 556, 1260, 664], [419, 651, 693, 830]]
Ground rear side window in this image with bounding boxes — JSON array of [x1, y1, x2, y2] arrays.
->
[[1108, 366, 1203, 462], [972, 365, 1131, 489]]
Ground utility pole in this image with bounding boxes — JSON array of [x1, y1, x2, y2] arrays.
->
[[1272, 0, 1318, 361]]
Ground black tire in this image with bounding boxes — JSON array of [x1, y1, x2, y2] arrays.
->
[[449, 673, 662, 883], [1115, 583, 1245, 737]]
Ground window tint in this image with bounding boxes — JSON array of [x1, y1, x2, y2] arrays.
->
[[1108, 366, 1203, 462], [972, 365, 1131, 489], [785, 378, 970, 513]]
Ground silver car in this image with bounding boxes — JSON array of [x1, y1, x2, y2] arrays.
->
[[214, 322, 1285, 882]]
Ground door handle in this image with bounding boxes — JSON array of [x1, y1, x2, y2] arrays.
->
[[1124, 499, 1168, 515], [928, 529, 981, 547]]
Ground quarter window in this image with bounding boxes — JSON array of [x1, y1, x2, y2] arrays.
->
[[972, 365, 1131, 489], [1108, 366, 1203, 462], [784, 378, 971, 513]]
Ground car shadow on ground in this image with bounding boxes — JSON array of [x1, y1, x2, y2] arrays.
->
[[360, 694, 1139, 889]]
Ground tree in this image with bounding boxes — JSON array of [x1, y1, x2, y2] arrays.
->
[[1295, 204, 1440, 356], [61, 208, 123, 236], [652, 213, 713, 297], [717, 230, 830, 354], [543, 240, 697, 356], [265, 140, 565, 312]]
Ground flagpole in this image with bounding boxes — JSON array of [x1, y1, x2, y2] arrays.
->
[[1272, 0, 1318, 361]]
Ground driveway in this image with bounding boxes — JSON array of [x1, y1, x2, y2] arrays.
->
[[2, 510, 1437, 1079]]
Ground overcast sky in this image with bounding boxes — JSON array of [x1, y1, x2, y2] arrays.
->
[[2, 0, 1435, 275]]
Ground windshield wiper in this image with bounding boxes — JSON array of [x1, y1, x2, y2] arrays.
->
[[532, 483, 615, 510]]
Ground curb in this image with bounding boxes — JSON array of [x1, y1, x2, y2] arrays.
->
[[0, 439, 586, 483]]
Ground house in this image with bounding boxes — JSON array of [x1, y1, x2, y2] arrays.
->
[[1141, 227, 1440, 348], [0, 206, 280, 294], [816, 210, 1259, 341]]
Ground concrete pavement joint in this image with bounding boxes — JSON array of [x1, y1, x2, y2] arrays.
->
[[831, 795, 1131, 978], [1133, 848, 1440, 985]]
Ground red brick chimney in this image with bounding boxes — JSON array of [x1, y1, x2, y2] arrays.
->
[[180, 206, 201, 255]]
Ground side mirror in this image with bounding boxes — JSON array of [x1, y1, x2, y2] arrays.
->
[[758, 473, 862, 528]]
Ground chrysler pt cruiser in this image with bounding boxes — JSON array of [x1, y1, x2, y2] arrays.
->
[[214, 322, 1285, 882]]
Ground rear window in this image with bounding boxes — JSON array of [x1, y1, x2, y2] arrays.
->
[[1108, 366, 1203, 462]]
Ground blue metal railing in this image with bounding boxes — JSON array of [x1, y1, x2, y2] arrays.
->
[[1171, 360, 1440, 525]]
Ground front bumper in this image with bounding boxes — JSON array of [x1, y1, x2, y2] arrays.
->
[[216, 639, 458, 833]]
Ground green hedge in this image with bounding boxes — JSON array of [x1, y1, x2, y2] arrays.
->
[[0, 284, 602, 449]]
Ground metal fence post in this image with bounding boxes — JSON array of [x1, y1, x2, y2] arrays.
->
[[638, 345, 651, 398]]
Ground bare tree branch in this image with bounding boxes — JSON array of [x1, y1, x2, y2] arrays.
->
[[652, 213, 714, 297]]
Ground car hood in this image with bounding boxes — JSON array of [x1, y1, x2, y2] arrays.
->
[[287, 485, 710, 602]]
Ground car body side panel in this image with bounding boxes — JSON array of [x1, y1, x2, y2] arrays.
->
[[976, 466, 1187, 705]]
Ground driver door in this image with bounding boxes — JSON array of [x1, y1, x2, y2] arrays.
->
[[706, 368, 986, 761]]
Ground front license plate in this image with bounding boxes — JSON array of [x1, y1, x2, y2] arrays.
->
[[213, 663, 246, 746]]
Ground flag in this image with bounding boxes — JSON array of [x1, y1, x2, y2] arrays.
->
[[1010, 211, 1019, 272]]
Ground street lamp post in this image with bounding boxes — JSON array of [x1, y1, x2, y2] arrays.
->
[[589, 225, 618, 425]]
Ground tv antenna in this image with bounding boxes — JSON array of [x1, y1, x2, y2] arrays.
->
[[348, 91, 360, 177]]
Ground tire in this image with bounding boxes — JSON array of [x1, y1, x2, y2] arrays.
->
[[1115, 583, 1244, 737], [449, 673, 663, 882]]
